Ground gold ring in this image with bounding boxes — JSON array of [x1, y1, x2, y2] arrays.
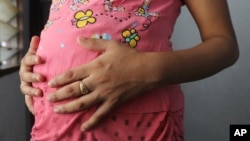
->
[[79, 81, 90, 95]]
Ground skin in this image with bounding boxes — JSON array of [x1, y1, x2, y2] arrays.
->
[[19, 0, 239, 132]]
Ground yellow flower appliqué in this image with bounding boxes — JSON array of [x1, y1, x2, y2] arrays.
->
[[73, 10, 96, 28], [122, 29, 140, 48], [136, 7, 145, 15]]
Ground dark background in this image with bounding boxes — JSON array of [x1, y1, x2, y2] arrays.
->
[[0, 0, 51, 140]]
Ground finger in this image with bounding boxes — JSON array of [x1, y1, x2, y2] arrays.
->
[[77, 37, 109, 52], [21, 54, 43, 67], [48, 65, 90, 87], [81, 100, 114, 131], [20, 82, 43, 96], [20, 71, 45, 83], [25, 95, 35, 115], [53, 91, 100, 114], [27, 36, 40, 55], [20, 36, 42, 69], [47, 81, 83, 102]]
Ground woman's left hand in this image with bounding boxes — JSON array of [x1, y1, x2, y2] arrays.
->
[[47, 37, 156, 132]]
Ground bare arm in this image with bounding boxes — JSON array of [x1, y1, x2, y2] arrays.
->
[[144, 0, 239, 87]]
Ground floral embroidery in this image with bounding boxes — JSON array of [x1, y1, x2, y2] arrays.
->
[[43, 17, 61, 31], [71, 10, 96, 28], [51, 0, 66, 12], [104, 0, 125, 12], [135, 0, 159, 18], [92, 33, 112, 40], [70, 0, 89, 11], [74, 0, 88, 4], [122, 29, 140, 48], [43, 20, 54, 31]]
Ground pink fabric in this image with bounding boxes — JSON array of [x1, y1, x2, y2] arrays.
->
[[31, 0, 185, 140]]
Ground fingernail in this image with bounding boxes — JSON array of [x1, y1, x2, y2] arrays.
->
[[81, 127, 86, 132], [35, 75, 41, 81], [33, 75, 38, 81], [54, 106, 61, 113], [47, 95, 52, 101], [34, 57, 38, 63], [33, 90, 39, 96], [81, 125, 88, 132], [78, 37, 86, 41], [48, 80, 54, 87]]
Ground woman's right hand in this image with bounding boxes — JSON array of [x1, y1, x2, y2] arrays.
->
[[19, 36, 45, 114]]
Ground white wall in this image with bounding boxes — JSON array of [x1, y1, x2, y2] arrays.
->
[[172, 0, 250, 141]]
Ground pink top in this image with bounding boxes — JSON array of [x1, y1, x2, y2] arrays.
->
[[32, 0, 184, 140]]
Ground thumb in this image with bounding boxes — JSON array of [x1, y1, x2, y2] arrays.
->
[[77, 37, 108, 53]]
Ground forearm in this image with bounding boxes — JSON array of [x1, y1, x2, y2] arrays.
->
[[142, 36, 239, 87]]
